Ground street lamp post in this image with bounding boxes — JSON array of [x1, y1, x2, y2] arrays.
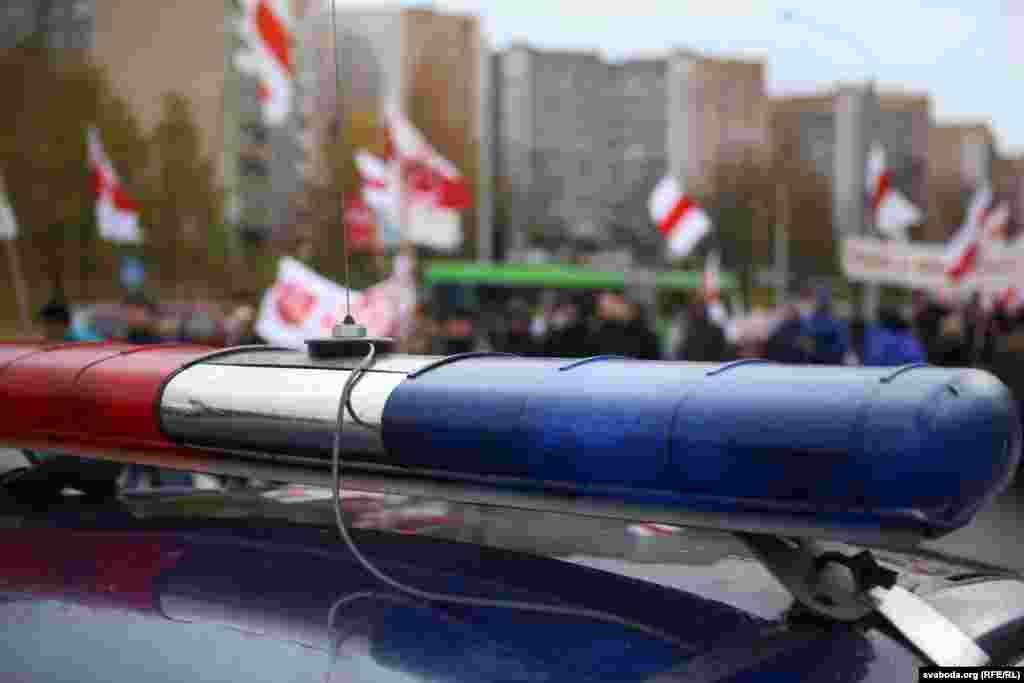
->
[[780, 9, 882, 320]]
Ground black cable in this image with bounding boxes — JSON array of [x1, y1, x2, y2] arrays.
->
[[330, 341, 687, 649]]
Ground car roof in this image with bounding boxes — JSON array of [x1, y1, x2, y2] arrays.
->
[[1, 484, 988, 681]]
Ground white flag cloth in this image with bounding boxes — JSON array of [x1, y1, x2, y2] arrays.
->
[[0, 176, 17, 240], [349, 251, 418, 340], [984, 201, 1011, 242], [384, 109, 470, 251], [648, 176, 711, 259], [88, 126, 142, 244], [866, 143, 923, 241], [355, 150, 396, 212], [405, 203, 462, 252], [235, 0, 293, 126], [256, 257, 359, 349], [945, 185, 994, 284]]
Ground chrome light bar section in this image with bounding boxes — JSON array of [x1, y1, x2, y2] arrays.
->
[[160, 352, 438, 462]]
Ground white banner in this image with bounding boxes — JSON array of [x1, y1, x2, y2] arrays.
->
[[406, 203, 462, 252], [841, 236, 1024, 292], [257, 256, 417, 349], [256, 257, 359, 349]]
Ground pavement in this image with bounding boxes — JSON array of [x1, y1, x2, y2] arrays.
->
[[1, 448, 1023, 571]]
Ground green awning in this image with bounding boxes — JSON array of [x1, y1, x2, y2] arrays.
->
[[424, 261, 737, 291]]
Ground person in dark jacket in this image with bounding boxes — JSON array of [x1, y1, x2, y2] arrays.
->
[[499, 299, 540, 356], [764, 305, 813, 364], [802, 287, 849, 365], [848, 309, 927, 366], [676, 299, 728, 362], [590, 292, 660, 360], [543, 295, 594, 358]]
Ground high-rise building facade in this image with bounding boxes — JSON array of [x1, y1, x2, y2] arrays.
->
[[771, 91, 930, 207], [298, 6, 481, 208], [493, 46, 768, 263], [89, 0, 308, 245], [1, 0, 93, 51], [926, 124, 997, 241]]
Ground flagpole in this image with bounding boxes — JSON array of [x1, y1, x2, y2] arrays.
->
[[774, 181, 789, 305], [5, 239, 31, 334]]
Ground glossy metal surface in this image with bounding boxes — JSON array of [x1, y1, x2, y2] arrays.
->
[[160, 362, 418, 460], [383, 356, 1021, 540]]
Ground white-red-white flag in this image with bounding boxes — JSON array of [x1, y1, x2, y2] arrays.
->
[[384, 110, 472, 211], [88, 126, 142, 244], [984, 201, 1012, 242], [945, 185, 994, 284], [867, 143, 923, 241], [648, 175, 711, 259], [236, 0, 293, 126]]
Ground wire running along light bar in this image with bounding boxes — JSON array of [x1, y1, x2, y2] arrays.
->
[[0, 343, 1018, 546]]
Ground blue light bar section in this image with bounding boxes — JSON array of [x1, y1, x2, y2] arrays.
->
[[381, 358, 1021, 540]]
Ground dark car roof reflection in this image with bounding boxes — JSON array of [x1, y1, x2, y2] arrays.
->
[[0, 486, 1000, 682]]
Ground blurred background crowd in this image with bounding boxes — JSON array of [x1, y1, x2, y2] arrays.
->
[[36, 280, 1024, 385]]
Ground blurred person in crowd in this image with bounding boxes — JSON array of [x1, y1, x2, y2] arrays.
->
[[764, 304, 812, 364], [911, 290, 947, 359], [38, 299, 102, 342], [801, 286, 849, 365], [400, 302, 439, 355], [500, 298, 539, 356], [675, 298, 728, 363], [439, 307, 478, 355], [591, 292, 660, 360], [123, 293, 162, 344], [222, 305, 263, 346], [930, 311, 971, 366], [847, 308, 926, 367], [542, 294, 593, 358]]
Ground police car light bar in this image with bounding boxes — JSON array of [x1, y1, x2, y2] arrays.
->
[[0, 343, 1018, 547]]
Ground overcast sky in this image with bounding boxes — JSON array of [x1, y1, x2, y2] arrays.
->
[[337, 0, 1023, 155]]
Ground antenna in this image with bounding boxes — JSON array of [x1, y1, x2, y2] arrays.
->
[[305, 0, 394, 358], [330, 0, 353, 325]]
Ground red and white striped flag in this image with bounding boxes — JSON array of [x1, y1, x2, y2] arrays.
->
[[984, 201, 1011, 243], [648, 176, 711, 259], [945, 185, 994, 284], [867, 143, 923, 241], [384, 110, 472, 212], [88, 126, 141, 244], [236, 0, 293, 126]]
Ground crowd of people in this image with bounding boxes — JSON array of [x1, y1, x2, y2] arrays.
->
[[408, 285, 1024, 394], [23, 282, 1024, 495], [33, 285, 1024, 377]]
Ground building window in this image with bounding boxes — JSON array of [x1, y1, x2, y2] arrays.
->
[[239, 157, 268, 178]]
